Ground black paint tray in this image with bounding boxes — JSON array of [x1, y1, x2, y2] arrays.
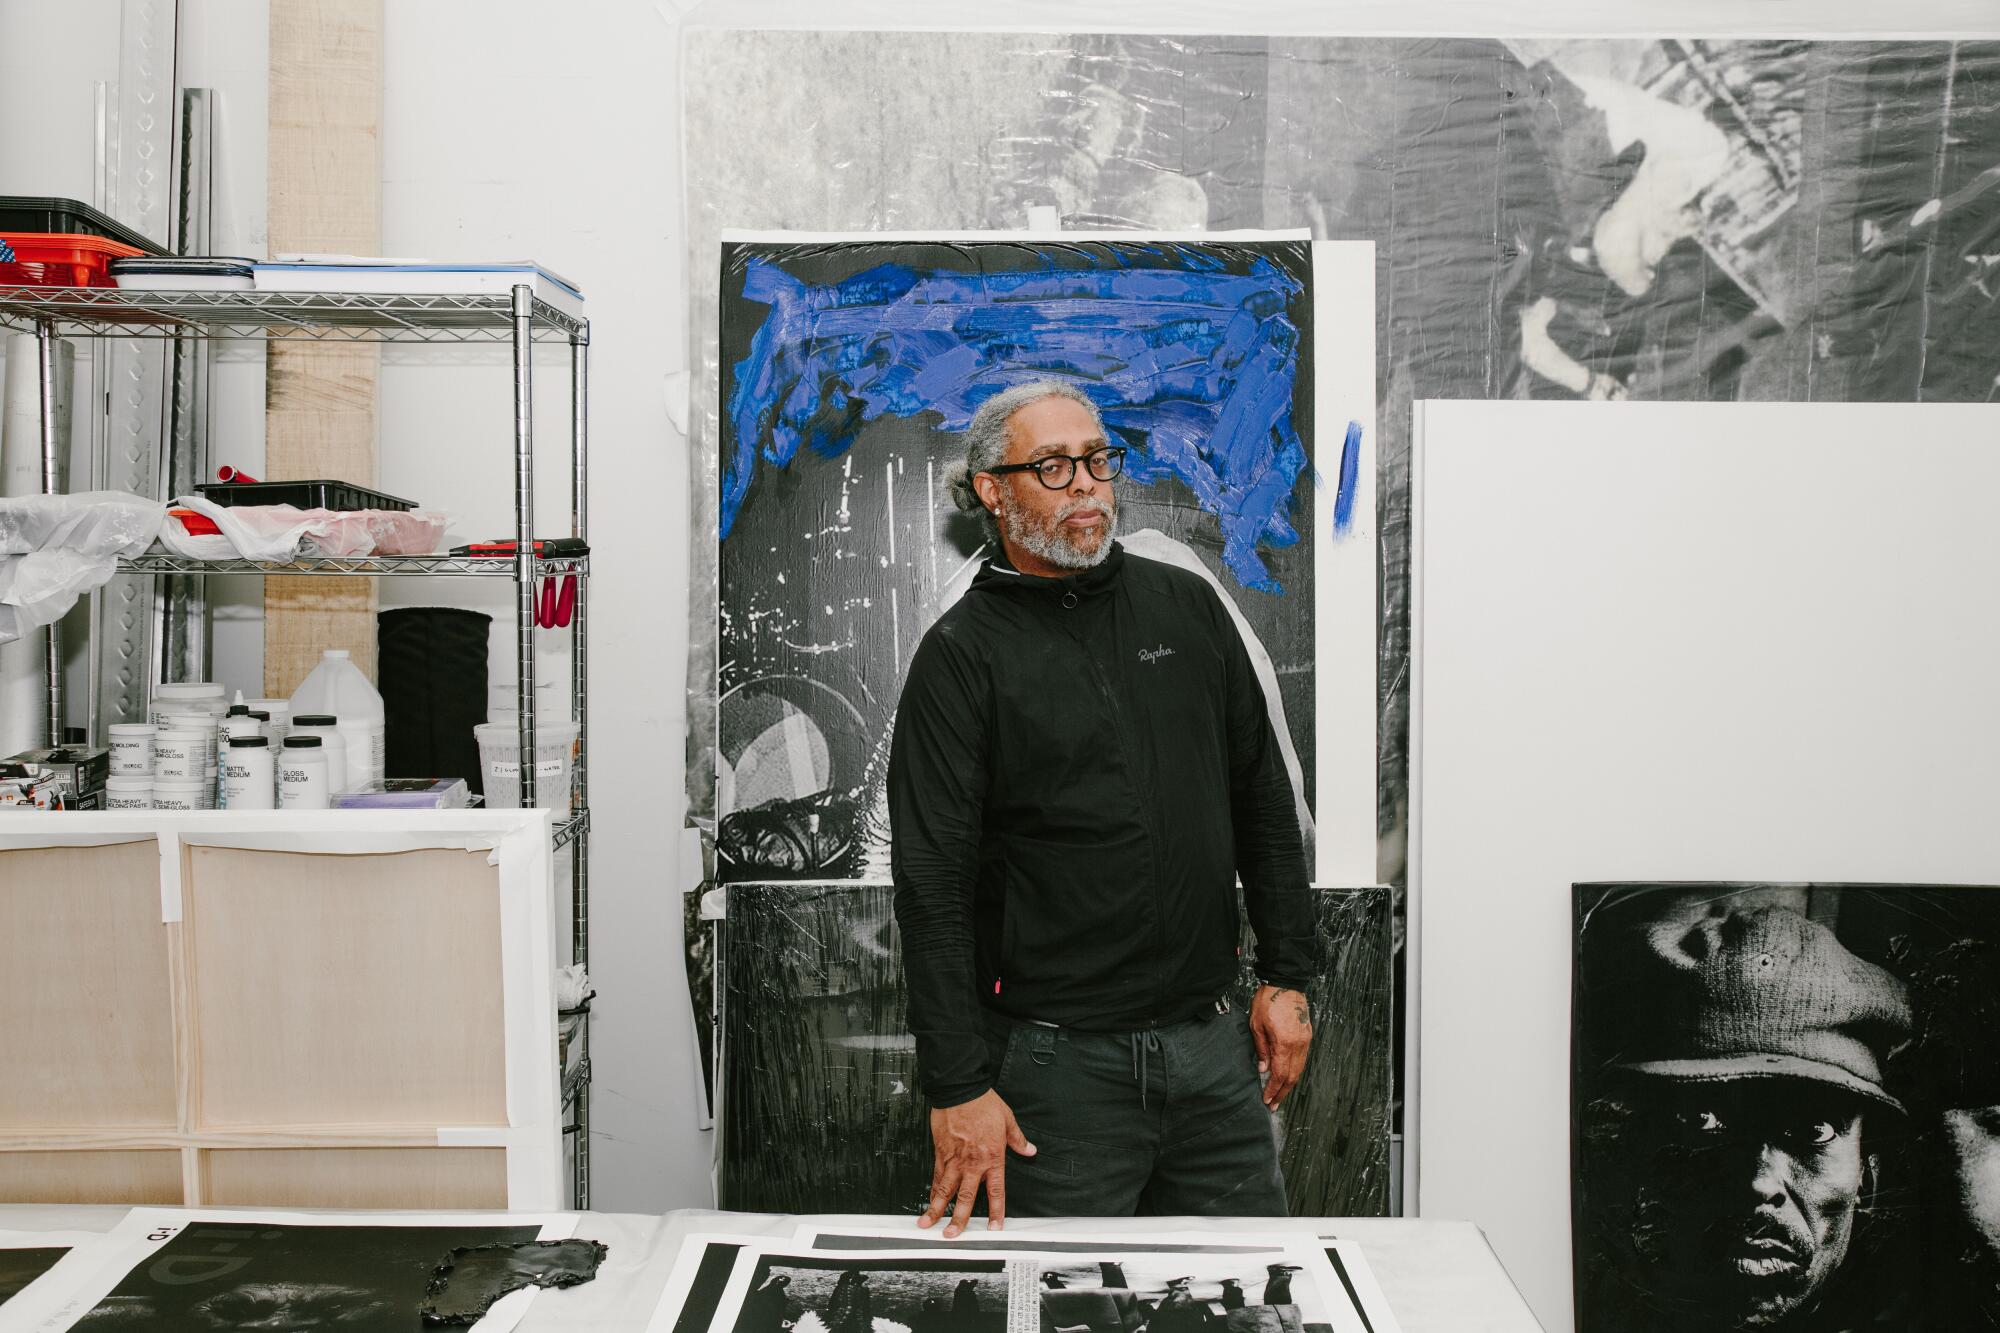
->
[[0, 197, 167, 255], [198, 480, 416, 512]]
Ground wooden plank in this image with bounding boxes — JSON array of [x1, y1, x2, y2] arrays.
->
[[200, 1147, 508, 1209], [185, 846, 508, 1128], [264, 0, 383, 695], [0, 1150, 184, 1205], [0, 844, 178, 1130], [0, 1126, 471, 1152]]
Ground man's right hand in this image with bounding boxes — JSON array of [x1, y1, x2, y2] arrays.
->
[[919, 1089, 1035, 1237]]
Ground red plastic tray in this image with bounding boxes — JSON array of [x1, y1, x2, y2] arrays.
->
[[0, 232, 149, 288]]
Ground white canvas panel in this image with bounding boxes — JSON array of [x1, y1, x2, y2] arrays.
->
[[1410, 400, 2000, 1331]]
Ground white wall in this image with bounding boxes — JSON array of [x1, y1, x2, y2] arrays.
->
[[375, 0, 704, 1211]]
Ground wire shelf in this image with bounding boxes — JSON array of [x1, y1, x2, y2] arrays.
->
[[562, 1057, 593, 1112], [0, 286, 587, 343], [118, 552, 588, 578], [553, 808, 589, 850]]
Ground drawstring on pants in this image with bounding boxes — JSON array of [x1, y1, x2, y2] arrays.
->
[[1130, 1028, 1164, 1109]]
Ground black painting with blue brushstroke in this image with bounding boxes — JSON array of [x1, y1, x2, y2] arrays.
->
[[715, 239, 1316, 882]]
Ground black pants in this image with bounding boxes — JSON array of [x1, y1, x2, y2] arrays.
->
[[979, 1004, 1289, 1217]]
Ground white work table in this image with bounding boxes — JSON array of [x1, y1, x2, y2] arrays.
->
[[0, 1207, 1545, 1333]]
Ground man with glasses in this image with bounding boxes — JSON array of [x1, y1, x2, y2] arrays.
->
[[889, 380, 1317, 1237]]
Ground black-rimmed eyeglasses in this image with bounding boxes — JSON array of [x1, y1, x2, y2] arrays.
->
[[983, 446, 1127, 490]]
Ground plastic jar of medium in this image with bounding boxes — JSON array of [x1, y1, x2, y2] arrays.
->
[[107, 722, 157, 776], [277, 735, 330, 810], [222, 735, 276, 810], [152, 778, 212, 811], [104, 775, 153, 810], [153, 729, 208, 782], [288, 715, 348, 793]]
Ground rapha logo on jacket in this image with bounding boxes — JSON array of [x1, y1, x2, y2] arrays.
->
[[1138, 645, 1175, 664]]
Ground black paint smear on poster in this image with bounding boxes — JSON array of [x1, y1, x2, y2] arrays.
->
[[68, 1221, 541, 1331]]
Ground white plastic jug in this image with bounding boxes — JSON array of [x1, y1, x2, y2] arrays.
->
[[289, 649, 385, 781]]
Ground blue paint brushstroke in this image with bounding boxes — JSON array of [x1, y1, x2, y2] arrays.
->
[[721, 247, 1311, 592], [1333, 420, 1362, 537]]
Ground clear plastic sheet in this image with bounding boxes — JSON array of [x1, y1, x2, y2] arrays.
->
[[684, 31, 2000, 873], [684, 31, 2000, 1147], [0, 491, 163, 642], [717, 883, 1391, 1216]]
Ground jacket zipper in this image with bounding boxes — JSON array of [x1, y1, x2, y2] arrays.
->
[[1054, 578, 1170, 1023]]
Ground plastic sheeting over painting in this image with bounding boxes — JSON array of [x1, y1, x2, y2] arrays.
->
[[712, 234, 1376, 895], [717, 883, 1393, 1216], [683, 34, 2000, 892]]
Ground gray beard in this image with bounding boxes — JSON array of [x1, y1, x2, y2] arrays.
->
[[999, 495, 1117, 570]]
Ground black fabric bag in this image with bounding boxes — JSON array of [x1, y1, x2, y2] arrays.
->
[[377, 607, 490, 793]]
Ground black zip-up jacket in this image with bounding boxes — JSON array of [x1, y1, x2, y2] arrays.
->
[[888, 541, 1317, 1108]]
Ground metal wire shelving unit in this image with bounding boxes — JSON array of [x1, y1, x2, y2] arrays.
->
[[0, 282, 595, 1208]]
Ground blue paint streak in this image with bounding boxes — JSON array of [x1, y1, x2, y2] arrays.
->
[[1333, 420, 1361, 537], [722, 247, 1311, 592]]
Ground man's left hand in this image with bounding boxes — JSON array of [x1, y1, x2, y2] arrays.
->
[[1250, 985, 1313, 1110]]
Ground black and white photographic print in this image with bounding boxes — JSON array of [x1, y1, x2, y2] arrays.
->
[[1032, 1254, 1329, 1333], [17, 1210, 568, 1333], [1573, 882, 2000, 1332], [727, 1254, 1009, 1333], [674, 1237, 1398, 1333]]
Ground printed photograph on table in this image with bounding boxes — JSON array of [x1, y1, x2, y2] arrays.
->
[[1031, 1254, 1331, 1333], [712, 232, 1376, 893], [1573, 882, 2000, 1333], [695, 1242, 1391, 1333], [726, 1253, 1009, 1333]]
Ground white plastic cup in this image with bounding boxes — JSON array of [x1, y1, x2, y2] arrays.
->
[[223, 736, 277, 810], [278, 736, 330, 810], [474, 719, 580, 813], [104, 775, 153, 809], [152, 778, 212, 811], [153, 730, 207, 781], [107, 723, 157, 776]]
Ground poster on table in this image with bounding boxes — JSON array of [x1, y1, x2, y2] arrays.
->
[[712, 231, 1377, 893], [645, 1234, 1399, 1333], [792, 1228, 1401, 1333], [5, 1208, 577, 1333], [1574, 882, 2000, 1332]]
